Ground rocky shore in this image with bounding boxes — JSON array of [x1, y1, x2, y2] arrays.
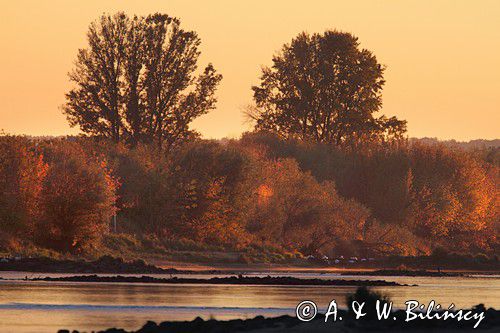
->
[[0, 256, 182, 274], [32, 274, 406, 286], [57, 307, 500, 332]]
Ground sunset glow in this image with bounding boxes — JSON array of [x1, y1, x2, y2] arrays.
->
[[1, 0, 499, 140]]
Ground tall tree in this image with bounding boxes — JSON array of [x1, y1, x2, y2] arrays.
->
[[63, 13, 222, 149], [250, 30, 406, 145]]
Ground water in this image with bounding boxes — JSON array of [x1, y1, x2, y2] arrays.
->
[[0, 272, 498, 333]]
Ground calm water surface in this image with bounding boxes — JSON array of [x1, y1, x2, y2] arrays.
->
[[0, 272, 498, 333]]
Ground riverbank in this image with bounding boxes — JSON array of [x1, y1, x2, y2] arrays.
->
[[0, 256, 184, 274], [1, 256, 498, 276]]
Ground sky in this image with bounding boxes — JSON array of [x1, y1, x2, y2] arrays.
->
[[0, 0, 499, 141]]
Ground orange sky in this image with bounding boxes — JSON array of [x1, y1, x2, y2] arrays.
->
[[0, 0, 499, 140]]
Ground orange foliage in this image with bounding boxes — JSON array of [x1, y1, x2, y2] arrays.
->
[[34, 141, 118, 253], [0, 136, 47, 238]]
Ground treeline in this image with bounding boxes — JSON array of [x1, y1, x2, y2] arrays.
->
[[0, 133, 497, 257], [1, 13, 498, 259], [241, 133, 499, 255]]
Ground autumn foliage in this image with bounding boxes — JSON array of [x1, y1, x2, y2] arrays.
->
[[0, 137, 117, 253], [35, 141, 118, 253], [0, 137, 47, 238], [240, 132, 499, 255], [0, 134, 497, 258], [1, 20, 498, 260]]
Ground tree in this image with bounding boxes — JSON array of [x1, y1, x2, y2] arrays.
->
[[239, 131, 499, 253], [238, 156, 369, 253], [166, 141, 249, 245], [108, 140, 250, 245], [63, 13, 222, 149], [407, 144, 497, 250], [36, 142, 117, 253], [0, 136, 47, 238], [250, 30, 406, 145]]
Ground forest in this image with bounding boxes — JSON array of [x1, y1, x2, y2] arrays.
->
[[0, 13, 498, 263]]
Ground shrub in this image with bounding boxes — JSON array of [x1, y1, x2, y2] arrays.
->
[[0, 136, 47, 237], [35, 141, 117, 253], [347, 287, 391, 321]]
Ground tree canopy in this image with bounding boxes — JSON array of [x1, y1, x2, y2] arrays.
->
[[63, 13, 222, 150], [250, 30, 406, 145], [2, 16, 497, 261]]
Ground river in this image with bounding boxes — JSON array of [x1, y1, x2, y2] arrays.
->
[[0, 272, 498, 333]]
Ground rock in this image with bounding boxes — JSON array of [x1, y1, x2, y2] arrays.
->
[[33, 274, 406, 286]]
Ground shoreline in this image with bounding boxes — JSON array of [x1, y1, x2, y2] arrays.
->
[[28, 274, 408, 286], [57, 308, 500, 333], [1, 256, 498, 277]]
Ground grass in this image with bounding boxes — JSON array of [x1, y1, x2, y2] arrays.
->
[[88, 233, 300, 265]]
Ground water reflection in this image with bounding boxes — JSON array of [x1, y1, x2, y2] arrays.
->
[[0, 272, 498, 333]]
